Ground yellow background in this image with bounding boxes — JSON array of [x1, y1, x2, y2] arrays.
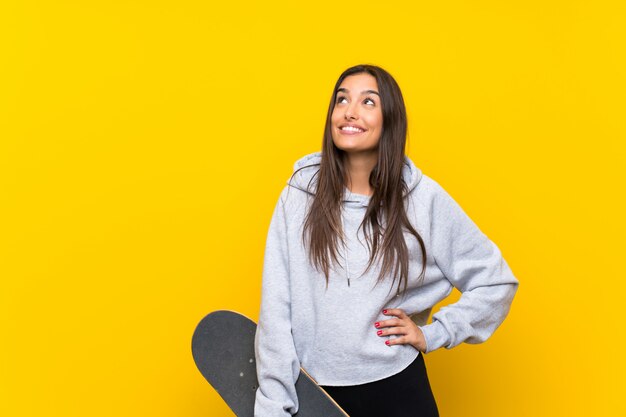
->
[[1, 1, 624, 416]]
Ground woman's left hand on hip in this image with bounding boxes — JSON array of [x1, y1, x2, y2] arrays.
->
[[374, 308, 426, 352]]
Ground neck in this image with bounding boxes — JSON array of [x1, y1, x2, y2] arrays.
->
[[343, 150, 378, 196]]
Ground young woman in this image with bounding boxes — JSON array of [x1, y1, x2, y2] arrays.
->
[[253, 64, 519, 417]]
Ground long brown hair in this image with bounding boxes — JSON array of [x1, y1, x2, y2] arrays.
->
[[294, 64, 426, 295]]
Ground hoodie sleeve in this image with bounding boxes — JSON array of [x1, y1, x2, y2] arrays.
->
[[254, 190, 301, 417], [418, 180, 519, 353]]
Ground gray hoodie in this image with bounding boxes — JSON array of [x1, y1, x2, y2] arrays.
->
[[254, 152, 519, 416]]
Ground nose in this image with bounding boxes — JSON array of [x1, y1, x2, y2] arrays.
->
[[344, 101, 359, 120]]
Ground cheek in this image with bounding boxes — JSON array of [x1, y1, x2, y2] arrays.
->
[[374, 115, 383, 131], [367, 114, 383, 131]]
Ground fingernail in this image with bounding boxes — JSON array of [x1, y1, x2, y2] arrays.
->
[[377, 330, 382, 336], [382, 309, 387, 314], [385, 340, 390, 345], [374, 322, 380, 328]]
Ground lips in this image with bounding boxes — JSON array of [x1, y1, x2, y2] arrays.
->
[[338, 123, 367, 134]]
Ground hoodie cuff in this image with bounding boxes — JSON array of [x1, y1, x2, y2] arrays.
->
[[419, 321, 451, 353]]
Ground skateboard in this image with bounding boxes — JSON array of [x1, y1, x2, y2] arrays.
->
[[192, 310, 349, 417]]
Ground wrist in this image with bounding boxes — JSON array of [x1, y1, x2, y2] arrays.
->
[[414, 327, 427, 352]]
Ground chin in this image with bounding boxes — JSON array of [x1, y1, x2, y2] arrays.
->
[[333, 145, 376, 156]]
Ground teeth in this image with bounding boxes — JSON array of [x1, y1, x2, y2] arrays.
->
[[341, 126, 364, 132]]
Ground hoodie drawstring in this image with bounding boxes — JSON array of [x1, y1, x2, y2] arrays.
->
[[340, 210, 351, 287]]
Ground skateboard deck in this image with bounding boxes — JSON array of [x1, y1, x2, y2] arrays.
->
[[192, 310, 349, 417]]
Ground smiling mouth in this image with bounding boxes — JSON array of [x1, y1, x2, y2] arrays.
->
[[339, 125, 366, 133]]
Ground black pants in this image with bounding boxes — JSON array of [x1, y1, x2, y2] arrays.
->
[[319, 353, 439, 417]]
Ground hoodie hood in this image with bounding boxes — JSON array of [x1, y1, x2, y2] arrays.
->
[[287, 151, 423, 207]]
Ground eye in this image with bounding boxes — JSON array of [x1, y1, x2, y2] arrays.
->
[[364, 98, 376, 106], [336, 96, 348, 104]]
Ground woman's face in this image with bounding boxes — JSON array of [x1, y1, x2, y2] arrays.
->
[[331, 73, 383, 156]]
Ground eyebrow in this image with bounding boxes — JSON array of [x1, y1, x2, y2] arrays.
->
[[336, 87, 380, 97]]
